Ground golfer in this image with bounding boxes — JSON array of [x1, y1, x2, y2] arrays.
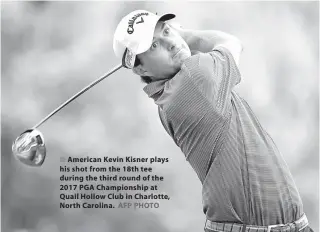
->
[[113, 10, 313, 232]]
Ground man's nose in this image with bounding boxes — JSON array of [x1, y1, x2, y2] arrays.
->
[[169, 44, 176, 51], [162, 38, 176, 51]]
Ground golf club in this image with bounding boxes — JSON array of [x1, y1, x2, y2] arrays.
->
[[12, 63, 123, 167]]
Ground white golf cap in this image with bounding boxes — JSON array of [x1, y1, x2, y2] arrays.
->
[[113, 10, 175, 69]]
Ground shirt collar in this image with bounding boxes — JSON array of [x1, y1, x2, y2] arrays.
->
[[143, 79, 168, 98]]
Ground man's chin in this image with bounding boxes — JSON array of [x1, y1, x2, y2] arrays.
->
[[153, 65, 183, 81], [170, 65, 183, 78], [160, 70, 180, 80]]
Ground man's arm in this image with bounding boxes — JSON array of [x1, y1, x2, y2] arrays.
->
[[172, 25, 243, 65]]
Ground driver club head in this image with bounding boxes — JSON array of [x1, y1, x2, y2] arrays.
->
[[12, 129, 46, 167]]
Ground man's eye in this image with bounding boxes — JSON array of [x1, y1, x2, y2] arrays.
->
[[151, 42, 158, 49]]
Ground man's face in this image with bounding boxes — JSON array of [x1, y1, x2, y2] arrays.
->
[[137, 21, 191, 80]]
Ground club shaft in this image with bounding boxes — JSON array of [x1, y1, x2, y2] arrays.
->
[[32, 63, 123, 129]]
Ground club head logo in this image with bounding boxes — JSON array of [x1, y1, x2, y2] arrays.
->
[[127, 12, 149, 34], [122, 48, 135, 69]]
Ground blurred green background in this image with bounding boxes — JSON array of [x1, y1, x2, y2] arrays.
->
[[1, 1, 319, 232]]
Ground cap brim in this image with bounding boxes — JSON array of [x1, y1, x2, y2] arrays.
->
[[159, 13, 175, 22]]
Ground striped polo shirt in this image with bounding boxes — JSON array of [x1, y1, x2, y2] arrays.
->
[[143, 46, 304, 226]]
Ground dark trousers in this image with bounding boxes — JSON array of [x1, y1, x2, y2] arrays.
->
[[302, 226, 314, 232], [204, 225, 314, 232]]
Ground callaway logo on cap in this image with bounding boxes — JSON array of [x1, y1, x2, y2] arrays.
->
[[113, 10, 175, 69], [127, 12, 148, 34]]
